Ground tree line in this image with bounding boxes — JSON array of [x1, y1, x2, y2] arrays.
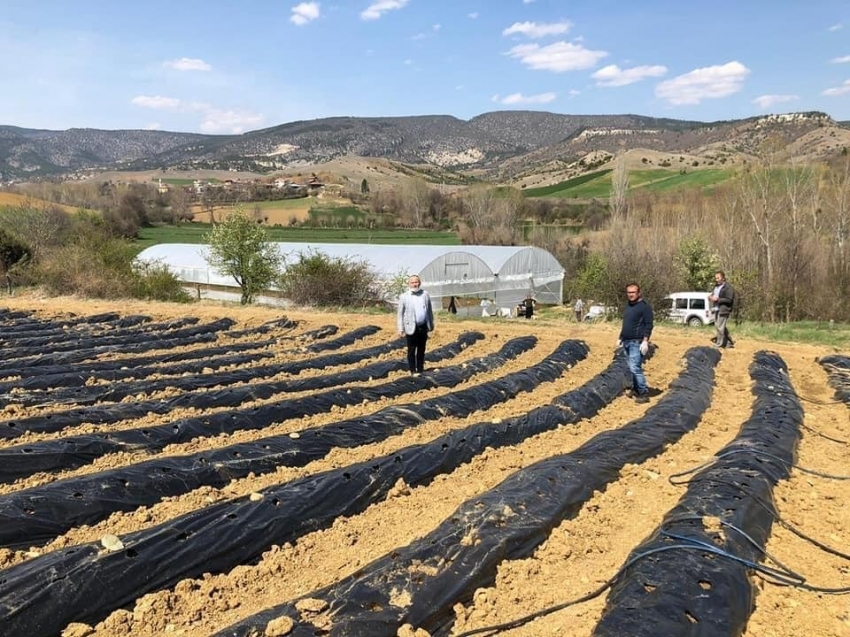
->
[[3, 143, 849, 322]]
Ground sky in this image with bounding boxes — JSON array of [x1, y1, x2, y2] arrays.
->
[[1, 0, 849, 135]]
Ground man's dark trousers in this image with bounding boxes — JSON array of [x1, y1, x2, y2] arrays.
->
[[406, 324, 428, 373]]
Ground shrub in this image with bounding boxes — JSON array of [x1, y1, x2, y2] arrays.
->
[[278, 250, 379, 307], [130, 261, 193, 303]]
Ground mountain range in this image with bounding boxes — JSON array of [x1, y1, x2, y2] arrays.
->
[[1, 111, 848, 185]]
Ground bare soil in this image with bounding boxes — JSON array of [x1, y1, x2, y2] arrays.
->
[[1, 293, 848, 637]]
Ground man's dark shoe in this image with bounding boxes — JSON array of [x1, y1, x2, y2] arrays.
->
[[635, 394, 650, 404]]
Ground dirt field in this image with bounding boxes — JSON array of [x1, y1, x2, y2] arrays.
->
[[0, 294, 848, 637]]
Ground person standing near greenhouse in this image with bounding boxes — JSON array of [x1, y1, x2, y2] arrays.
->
[[573, 297, 585, 322], [618, 282, 653, 404], [397, 274, 435, 375]]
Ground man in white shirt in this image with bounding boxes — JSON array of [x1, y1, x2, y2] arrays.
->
[[397, 275, 435, 374]]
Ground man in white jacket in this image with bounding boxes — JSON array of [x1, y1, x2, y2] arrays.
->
[[397, 274, 435, 375]]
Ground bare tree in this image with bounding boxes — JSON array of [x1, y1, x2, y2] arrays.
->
[[609, 157, 630, 221], [400, 178, 432, 228], [459, 185, 498, 244]]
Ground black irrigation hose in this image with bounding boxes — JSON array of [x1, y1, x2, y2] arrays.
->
[[213, 347, 720, 637], [0, 335, 560, 554], [0, 336, 536, 484], [0, 339, 589, 636], [0, 332, 481, 439], [1, 324, 381, 408], [591, 351, 803, 637]]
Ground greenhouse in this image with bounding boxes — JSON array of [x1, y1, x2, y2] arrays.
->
[[136, 243, 565, 310]]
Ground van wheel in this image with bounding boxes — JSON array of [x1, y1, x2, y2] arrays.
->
[[687, 316, 703, 327]]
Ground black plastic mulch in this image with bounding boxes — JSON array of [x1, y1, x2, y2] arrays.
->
[[0, 335, 538, 483], [0, 339, 590, 636], [593, 351, 803, 637], [212, 346, 720, 637]]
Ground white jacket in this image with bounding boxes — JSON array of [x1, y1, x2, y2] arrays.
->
[[397, 289, 435, 335]]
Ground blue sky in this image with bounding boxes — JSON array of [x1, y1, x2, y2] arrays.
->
[[1, 0, 849, 134]]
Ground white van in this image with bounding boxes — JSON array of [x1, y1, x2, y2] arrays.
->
[[665, 292, 715, 326]]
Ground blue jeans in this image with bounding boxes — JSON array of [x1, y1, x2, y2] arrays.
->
[[623, 340, 648, 395]]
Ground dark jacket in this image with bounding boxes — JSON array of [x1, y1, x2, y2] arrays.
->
[[619, 298, 653, 341], [715, 282, 735, 317]]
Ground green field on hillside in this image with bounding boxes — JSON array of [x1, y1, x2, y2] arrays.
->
[[134, 224, 461, 252], [522, 170, 612, 198], [523, 167, 736, 199]]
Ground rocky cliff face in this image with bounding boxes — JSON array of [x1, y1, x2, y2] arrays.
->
[[0, 111, 845, 183]]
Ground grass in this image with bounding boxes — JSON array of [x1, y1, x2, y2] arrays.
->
[[522, 170, 612, 198], [659, 317, 850, 348], [522, 167, 737, 199], [633, 169, 735, 192], [734, 319, 850, 348], [134, 223, 461, 252]]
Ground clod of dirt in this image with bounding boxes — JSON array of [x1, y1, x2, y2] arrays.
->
[[264, 616, 294, 636]]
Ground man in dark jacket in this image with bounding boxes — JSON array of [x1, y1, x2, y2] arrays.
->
[[618, 282, 653, 403], [709, 270, 735, 348]]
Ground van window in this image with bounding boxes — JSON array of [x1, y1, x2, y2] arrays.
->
[[675, 299, 688, 309], [690, 299, 706, 310]]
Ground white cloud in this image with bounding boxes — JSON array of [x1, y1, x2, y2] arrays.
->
[[828, 23, 843, 31], [507, 41, 607, 72], [199, 109, 264, 134], [831, 55, 850, 63], [592, 64, 667, 87], [291, 2, 320, 26], [523, 0, 535, 3], [131, 95, 182, 109], [433, 23, 441, 31], [163, 58, 211, 72], [412, 32, 427, 40], [654, 61, 750, 105], [502, 21, 572, 38], [142, 123, 162, 130], [132, 96, 263, 133], [404, 58, 413, 65], [361, 0, 409, 20], [492, 91, 556, 105], [468, 12, 479, 19], [568, 89, 581, 97], [823, 79, 850, 96], [752, 94, 800, 109]]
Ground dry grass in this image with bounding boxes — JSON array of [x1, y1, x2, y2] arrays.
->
[[0, 192, 82, 214]]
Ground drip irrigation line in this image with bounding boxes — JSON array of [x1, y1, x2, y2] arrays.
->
[[799, 421, 848, 445], [667, 480, 850, 563], [668, 448, 850, 484], [452, 536, 850, 637]]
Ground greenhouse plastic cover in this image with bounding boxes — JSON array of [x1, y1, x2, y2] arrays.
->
[[136, 242, 565, 306]]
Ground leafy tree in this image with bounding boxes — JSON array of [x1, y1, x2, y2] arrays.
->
[[203, 210, 282, 305], [676, 235, 719, 291], [361, 178, 370, 195], [574, 252, 610, 302]]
